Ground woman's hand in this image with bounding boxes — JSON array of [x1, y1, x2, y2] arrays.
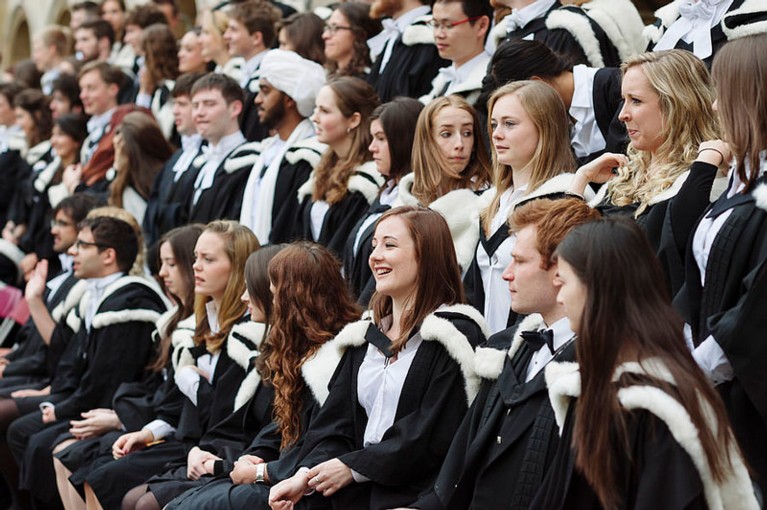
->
[[62, 164, 83, 194], [10, 385, 51, 398], [112, 429, 155, 459], [571, 153, 629, 195], [230, 455, 264, 485], [696, 140, 731, 172], [69, 409, 122, 439], [186, 446, 221, 480], [306, 459, 354, 497], [269, 471, 310, 509]]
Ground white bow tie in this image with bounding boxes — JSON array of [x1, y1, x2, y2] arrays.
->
[[505, 10, 528, 33], [368, 18, 402, 59], [438, 66, 459, 84], [654, 0, 726, 59]]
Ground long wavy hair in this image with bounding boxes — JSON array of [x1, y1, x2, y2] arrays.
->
[[193, 221, 260, 353], [142, 23, 180, 86], [556, 218, 738, 510], [711, 34, 767, 191], [411, 95, 491, 205], [325, 3, 381, 77], [369, 206, 466, 351], [262, 242, 360, 449], [481, 81, 575, 235], [312, 77, 380, 204], [608, 50, 719, 216], [149, 224, 204, 372]]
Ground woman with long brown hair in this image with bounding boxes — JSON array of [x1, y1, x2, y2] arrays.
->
[[531, 217, 756, 509], [162, 242, 360, 510], [323, 3, 381, 78], [269, 206, 487, 510], [136, 23, 180, 141]]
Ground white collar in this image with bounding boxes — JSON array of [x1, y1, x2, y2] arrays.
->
[[545, 316, 575, 352], [570, 64, 597, 110], [59, 253, 74, 273], [241, 51, 266, 86], [653, 0, 734, 59], [202, 131, 246, 161], [181, 133, 203, 153], [394, 5, 431, 31], [86, 108, 115, 135], [86, 271, 124, 295], [205, 300, 220, 334], [506, 0, 556, 32]]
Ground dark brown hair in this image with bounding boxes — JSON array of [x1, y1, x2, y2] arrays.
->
[[263, 242, 360, 449], [555, 218, 737, 509], [14, 89, 53, 147], [142, 23, 180, 85], [278, 12, 326, 65], [326, 3, 381, 77], [369, 97, 423, 183], [245, 244, 283, 332], [369, 206, 466, 351], [229, 1, 280, 48]]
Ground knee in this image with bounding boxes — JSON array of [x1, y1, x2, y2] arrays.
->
[[122, 484, 149, 510], [134, 491, 161, 510]]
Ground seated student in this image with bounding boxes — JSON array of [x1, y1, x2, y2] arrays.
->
[[73, 19, 115, 66], [420, 0, 492, 106], [269, 206, 486, 510], [287, 77, 384, 256], [344, 97, 423, 305], [178, 29, 208, 75], [223, 1, 281, 142], [81, 221, 263, 510], [187, 73, 260, 224], [76, 61, 121, 167], [160, 243, 360, 510], [276, 12, 326, 65], [0, 82, 29, 231], [408, 198, 600, 510], [323, 3, 382, 79], [49, 74, 85, 120], [143, 72, 206, 248], [3, 215, 168, 509], [51, 224, 202, 510], [135, 23, 180, 141], [396, 95, 491, 272], [365, 0, 449, 101], [32, 25, 70, 95], [530, 218, 757, 510], [239, 49, 326, 245], [481, 39, 627, 165], [121, 3, 169, 99], [101, 0, 135, 75]]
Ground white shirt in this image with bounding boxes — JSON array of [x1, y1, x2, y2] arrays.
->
[[82, 108, 115, 164], [505, 0, 556, 32], [309, 200, 331, 241], [371, 5, 431, 73], [173, 134, 204, 182], [174, 301, 222, 406], [653, 0, 735, 59], [84, 271, 124, 331], [569, 65, 607, 159], [192, 131, 246, 205], [525, 317, 574, 382], [240, 51, 266, 89], [440, 51, 491, 96], [45, 254, 73, 304]]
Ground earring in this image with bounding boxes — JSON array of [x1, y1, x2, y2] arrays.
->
[[346, 127, 352, 134]]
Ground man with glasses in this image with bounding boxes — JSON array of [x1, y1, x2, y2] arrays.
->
[[420, 0, 492, 106], [4, 216, 167, 509]]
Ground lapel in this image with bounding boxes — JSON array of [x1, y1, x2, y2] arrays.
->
[[479, 222, 512, 257]]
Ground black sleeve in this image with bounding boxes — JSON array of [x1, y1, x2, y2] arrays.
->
[[668, 162, 719, 256]]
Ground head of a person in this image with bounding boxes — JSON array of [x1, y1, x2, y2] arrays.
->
[[369, 206, 465, 350], [242, 245, 283, 325], [58, 56, 83, 77], [256, 49, 327, 129], [158, 224, 204, 311], [101, 0, 128, 37], [277, 13, 326, 65], [78, 61, 122, 116], [70, 1, 101, 31], [712, 34, 767, 190], [9, 61, 43, 91], [51, 192, 102, 253], [193, 220, 260, 351], [224, 1, 279, 59], [70, 215, 138, 278], [263, 241, 360, 448], [431, 0, 492, 66], [370, 0, 427, 19], [503, 198, 600, 322], [0, 81, 24, 127], [323, 3, 381, 76], [178, 28, 207, 74], [32, 26, 71, 72], [611, 49, 718, 213], [51, 113, 88, 165], [142, 23, 180, 84], [172, 71, 205, 136], [200, 9, 230, 63], [190, 72, 244, 143], [554, 217, 735, 509], [13, 89, 53, 147], [411, 95, 491, 204], [110, 111, 173, 206], [368, 97, 424, 183], [75, 20, 115, 62], [124, 4, 168, 54], [50, 73, 84, 119], [152, 0, 180, 25], [84, 206, 145, 275]]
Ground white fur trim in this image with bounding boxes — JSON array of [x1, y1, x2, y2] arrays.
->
[[474, 346, 507, 380], [546, 9, 605, 68], [332, 319, 372, 351], [65, 307, 82, 334], [192, 154, 206, 169], [91, 309, 163, 329], [51, 280, 88, 323], [77, 276, 167, 326], [419, 53, 489, 105], [171, 330, 196, 372], [302, 338, 345, 405], [313, 5, 333, 20], [223, 142, 262, 174], [347, 162, 385, 204], [234, 368, 261, 411], [491, 17, 509, 49], [227, 321, 267, 369], [753, 183, 767, 212], [154, 307, 178, 340], [402, 16, 435, 46], [431, 188, 491, 272], [580, 0, 644, 60], [47, 182, 71, 209], [722, 0, 767, 40], [648, 170, 689, 206], [284, 137, 327, 168], [438, 303, 491, 339], [297, 173, 315, 203], [655, 1, 682, 29], [34, 156, 61, 193], [587, 182, 609, 208], [0, 239, 24, 266], [543, 360, 581, 432]]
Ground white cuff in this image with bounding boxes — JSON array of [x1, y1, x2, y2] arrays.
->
[[174, 366, 201, 405], [350, 468, 370, 483], [143, 419, 175, 440], [692, 335, 734, 385]]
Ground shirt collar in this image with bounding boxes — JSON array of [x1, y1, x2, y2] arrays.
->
[[510, 0, 556, 30], [59, 253, 74, 273], [181, 133, 203, 153], [544, 316, 575, 352], [205, 300, 220, 334], [395, 5, 431, 31], [242, 51, 266, 79], [570, 64, 596, 110], [86, 108, 116, 136], [86, 271, 124, 295], [204, 131, 246, 160]]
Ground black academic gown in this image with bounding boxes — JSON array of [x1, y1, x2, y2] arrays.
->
[[0, 149, 30, 228], [579, 67, 627, 165], [295, 307, 487, 510], [241, 74, 269, 143]]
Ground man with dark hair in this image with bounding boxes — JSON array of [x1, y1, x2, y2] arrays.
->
[[78, 61, 122, 164], [74, 19, 115, 63], [420, 0, 492, 106], [143, 72, 207, 246], [49, 74, 84, 119], [187, 73, 260, 223], [408, 198, 601, 510], [224, 0, 281, 141], [366, 0, 449, 101], [70, 1, 101, 31], [4, 215, 167, 509]]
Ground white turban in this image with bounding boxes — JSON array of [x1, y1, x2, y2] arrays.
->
[[259, 50, 327, 118]]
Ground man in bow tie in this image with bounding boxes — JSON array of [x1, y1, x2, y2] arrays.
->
[[403, 197, 600, 510]]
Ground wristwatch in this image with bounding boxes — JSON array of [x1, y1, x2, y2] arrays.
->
[[255, 463, 266, 484]]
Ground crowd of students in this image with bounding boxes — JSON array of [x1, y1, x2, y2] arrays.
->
[[0, 0, 765, 508]]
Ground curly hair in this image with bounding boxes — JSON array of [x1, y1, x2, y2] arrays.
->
[[142, 23, 180, 85], [607, 50, 719, 216], [325, 3, 381, 77], [261, 242, 360, 449]]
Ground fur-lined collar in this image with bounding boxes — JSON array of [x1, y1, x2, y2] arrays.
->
[[297, 161, 384, 204], [51, 279, 87, 323], [333, 304, 488, 403], [302, 338, 345, 406], [228, 320, 268, 410], [419, 52, 490, 105], [546, 8, 605, 67], [588, 171, 690, 209], [474, 313, 545, 380], [34, 155, 61, 193], [723, 0, 767, 40], [544, 359, 758, 510], [283, 136, 327, 168], [643, 0, 681, 44], [753, 182, 767, 212], [578, 0, 645, 60], [73, 276, 167, 331], [191, 141, 262, 174], [402, 15, 436, 46], [25, 140, 52, 165]]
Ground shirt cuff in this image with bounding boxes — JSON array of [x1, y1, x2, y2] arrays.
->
[[692, 335, 734, 385], [174, 366, 201, 405], [350, 468, 370, 483], [143, 419, 175, 440]]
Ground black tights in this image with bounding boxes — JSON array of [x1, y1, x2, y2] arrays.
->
[[122, 483, 162, 510]]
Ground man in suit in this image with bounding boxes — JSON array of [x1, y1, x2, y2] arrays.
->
[[407, 197, 600, 510]]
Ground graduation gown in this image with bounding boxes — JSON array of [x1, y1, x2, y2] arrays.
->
[[241, 74, 270, 143], [529, 360, 758, 510], [294, 305, 488, 510], [578, 67, 628, 165], [411, 313, 576, 510], [367, 15, 449, 102], [293, 161, 384, 257]]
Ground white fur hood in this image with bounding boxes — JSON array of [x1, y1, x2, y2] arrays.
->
[[474, 313, 546, 380], [297, 161, 384, 205]]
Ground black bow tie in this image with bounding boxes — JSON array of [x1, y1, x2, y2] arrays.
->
[[521, 329, 555, 354]]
